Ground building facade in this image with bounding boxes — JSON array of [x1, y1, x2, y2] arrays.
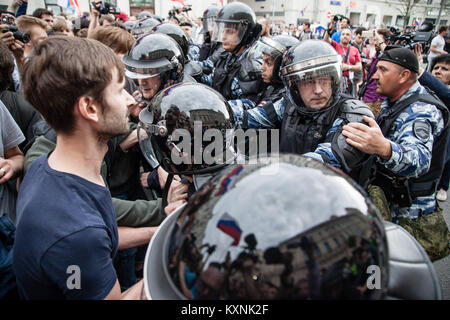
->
[[237, 0, 449, 29], [1, 0, 448, 29]]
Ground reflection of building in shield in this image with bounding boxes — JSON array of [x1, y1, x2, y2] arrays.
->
[[258, 210, 383, 299], [189, 109, 228, 131]]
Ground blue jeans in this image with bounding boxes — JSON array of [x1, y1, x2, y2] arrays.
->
[[0, 215, 17, 299]]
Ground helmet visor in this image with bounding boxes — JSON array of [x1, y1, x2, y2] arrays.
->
[[248, 37, 285, 61], [123, 55, 174, 79], [281, 55, 342, 86], [212, 21, 247, 47]]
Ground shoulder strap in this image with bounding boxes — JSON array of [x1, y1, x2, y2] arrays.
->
[[262, 102, 281, 127], [377, 93, 447, 135], [343, 45, 351, 63]]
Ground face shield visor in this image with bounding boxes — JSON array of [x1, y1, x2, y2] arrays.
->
[[281, 55, 342, 110], [212, 20, 247, 48], [248, 36, 285, 61], [203, 16, 216, 33], [122, 55, 181, 80]]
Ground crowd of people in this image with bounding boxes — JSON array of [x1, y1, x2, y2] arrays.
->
[[0, 0, 449, 300]]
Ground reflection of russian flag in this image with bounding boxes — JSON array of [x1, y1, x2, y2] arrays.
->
[[163, 82, 183, 96], [414, 19, 420, 28], [217, 213, 242, 246], [215, 165, 243, 196]]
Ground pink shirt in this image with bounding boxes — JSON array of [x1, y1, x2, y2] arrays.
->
[[331, 40, 361, 78]]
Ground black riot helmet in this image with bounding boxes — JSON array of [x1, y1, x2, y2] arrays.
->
[[131, 17, 161, 39], [136, 10, 152, 19], [250, 35, 300, 84], [152, 22, 190, 59], [212, 2, 261, 52], [143, 154, 390, 300], [122, 33, 185, 91], [202, 4, 220, 34], [123, 20, 136, 32], [137, 82, 236, 175], [280, 40, 342, 114]]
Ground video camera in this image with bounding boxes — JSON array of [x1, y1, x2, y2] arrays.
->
[[1, 16, 30, 44], [91, 1, 120, 15], [168, 9, 178, 18], [182, 6, 192, 13], [388, 23, 434, 52], [333, 14, 344, 22]]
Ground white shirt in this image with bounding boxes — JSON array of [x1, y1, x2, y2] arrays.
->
[[428, 34, 445, 61]]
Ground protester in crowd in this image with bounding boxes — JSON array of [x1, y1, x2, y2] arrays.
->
[[324, 18, 362, 96], [258, 17, 270, 38], [0, 98, 24, 223], [15, 15, 49, 58], [414, 47, 450, 203], [0, 12, 26, 87], [351, 27, 366, 95], [12, 36, 160, 300], [99, 14, 115, 27], [298, 21, 316, 41], [361, 29, 391, 115], [0, 40, 40, 153], [50, 16, 74, 36], [331, 16, 350, 43], [427, 26, 448, 71], [32, 8, 54, 27]]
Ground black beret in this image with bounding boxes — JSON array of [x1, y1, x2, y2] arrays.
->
[[378, 47, 419, 74]]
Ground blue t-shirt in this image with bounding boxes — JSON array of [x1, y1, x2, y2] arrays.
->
[[331, 30, 341, 42], [13, 154, 118, 300]]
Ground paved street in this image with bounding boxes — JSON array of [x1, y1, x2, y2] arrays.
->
[[433, 190, 450, 300]]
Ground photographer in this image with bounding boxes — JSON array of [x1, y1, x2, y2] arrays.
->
[[427, 26, 448, 71], [330, 15, 350, 43], [15, 15, 48, 59], [0, 10, 26, 78]]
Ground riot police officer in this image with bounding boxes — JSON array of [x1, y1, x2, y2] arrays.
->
[[229, 39, 375, 174], [142, 154, 443, 300], [122, 32, 187, 103], [151, 22, 203, 82], [201, 2, 263, 109], [229, 35, 299, 125], [137, 82, 237, 205], [130, 17, 160, 39], [197, 4, 224, 75]]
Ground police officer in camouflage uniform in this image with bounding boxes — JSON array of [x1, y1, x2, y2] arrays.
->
[[342, 48, 450, 261], [201, 2, 263, 110]]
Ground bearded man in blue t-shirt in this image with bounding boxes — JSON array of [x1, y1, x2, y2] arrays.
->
[[12, 36, 153, 300]]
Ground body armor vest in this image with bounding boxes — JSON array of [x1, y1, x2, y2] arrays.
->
[[280, 95, 350, 154], [372, 93, 449, 206], [212, 51, 263, 102]]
